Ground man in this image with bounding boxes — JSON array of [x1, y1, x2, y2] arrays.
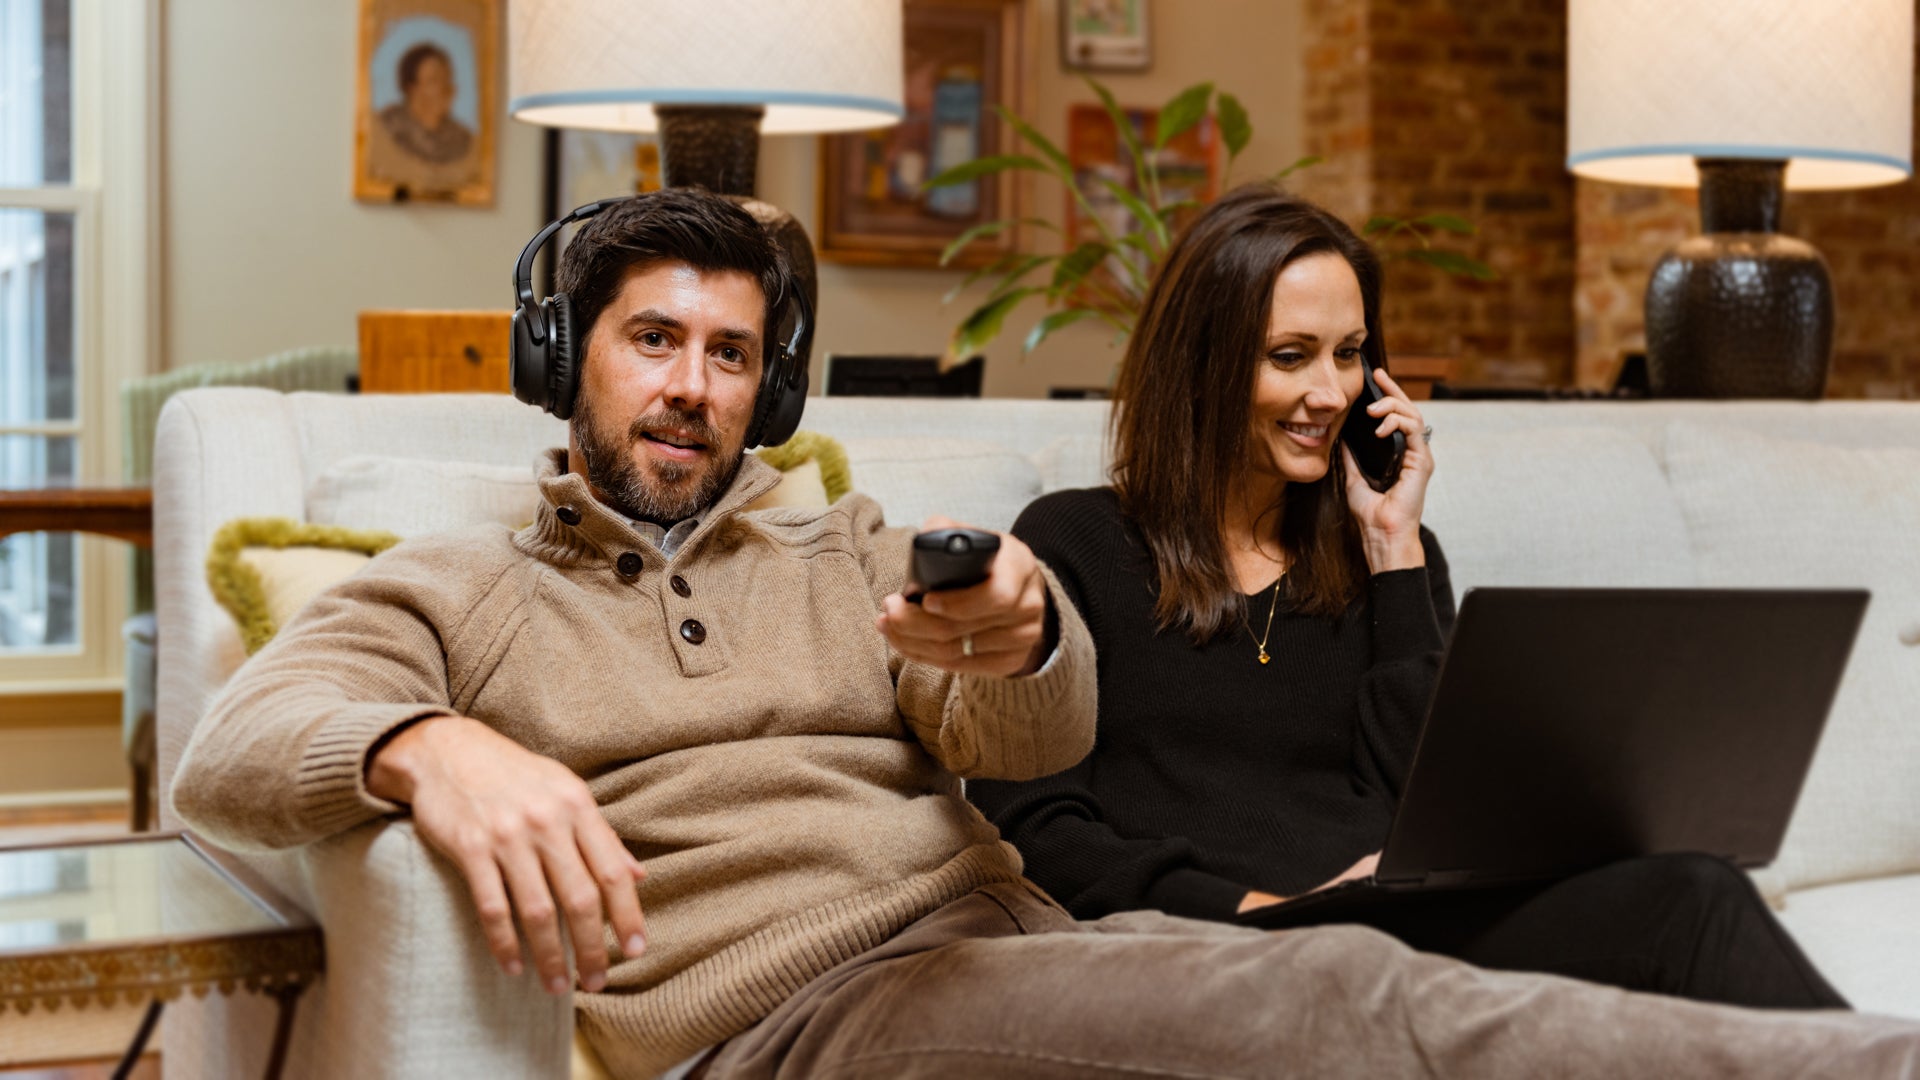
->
[[174, 190, 1920, 1078]]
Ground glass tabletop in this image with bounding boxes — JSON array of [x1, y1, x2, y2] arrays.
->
[[0, 836, 286, 952]]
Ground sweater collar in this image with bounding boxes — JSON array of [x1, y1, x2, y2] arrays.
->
[[517, 448, 783, 572]]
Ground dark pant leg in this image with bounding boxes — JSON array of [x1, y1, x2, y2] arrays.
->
[[1313, 853, 1847, 1010], [701, 885, 1918, 1080]]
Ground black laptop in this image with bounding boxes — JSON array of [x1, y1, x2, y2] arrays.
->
[[1242, 587, 1869, 931]]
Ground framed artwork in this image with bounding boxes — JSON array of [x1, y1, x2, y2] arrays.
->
[[354, 0, 499, 205], [1065, 102, 1218, 296], [817, 0, 1030, 269], [537, 129, 663, 293], [1060, 0, 1151, 72]]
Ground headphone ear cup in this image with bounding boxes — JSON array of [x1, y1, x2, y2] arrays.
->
[[510, 304, 550, 410], [546, 295, 579, 421], [758, 369, 808, 448]]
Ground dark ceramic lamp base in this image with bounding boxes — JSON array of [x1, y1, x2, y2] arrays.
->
[[1644, 158, 1834, 399], [655, 104, 765, 196]]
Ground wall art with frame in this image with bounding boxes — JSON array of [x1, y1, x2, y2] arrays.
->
[[354, 0, 500, 205], [817, 0, 1030, 269]]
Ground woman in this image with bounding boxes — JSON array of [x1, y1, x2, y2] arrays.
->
[[968, 184, 1845, 1010]]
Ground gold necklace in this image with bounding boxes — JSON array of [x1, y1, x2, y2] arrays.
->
[[1242, 577, 1283, 665]]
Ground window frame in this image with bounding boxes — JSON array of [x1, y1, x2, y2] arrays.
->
[[0, 0, 158, 691]]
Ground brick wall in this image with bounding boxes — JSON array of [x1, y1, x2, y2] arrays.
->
[[1306, 0, 1920, 399], [1300, 0, 1574, 385]]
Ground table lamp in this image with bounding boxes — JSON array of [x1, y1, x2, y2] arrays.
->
[[1567, 0, 1914, 398], [509, 0, 905, 196]]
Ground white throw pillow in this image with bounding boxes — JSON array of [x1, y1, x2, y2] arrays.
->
[[1418, 426, 1696, 605], [1663, 422, 1920, 892], [837, 437, 1042, 533], [307, 455, 540, 538]]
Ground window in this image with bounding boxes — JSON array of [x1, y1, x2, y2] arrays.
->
[[0, 0, 155, 686]]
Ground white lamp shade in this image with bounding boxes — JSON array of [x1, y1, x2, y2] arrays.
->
[[1568, 0, 1914, 190], [509, 0, 904, 135]]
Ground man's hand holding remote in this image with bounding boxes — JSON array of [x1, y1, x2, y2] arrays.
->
[[877, 516, 1056, 678]]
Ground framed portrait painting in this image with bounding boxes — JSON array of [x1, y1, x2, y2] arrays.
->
[[817, 0, 1030, 269], [354, 0, 500, 205]]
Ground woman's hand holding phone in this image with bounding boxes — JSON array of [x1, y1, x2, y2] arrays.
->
[[1342, 367, 1432, 573]]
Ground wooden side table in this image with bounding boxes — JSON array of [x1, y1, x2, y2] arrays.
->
[[0, 487, 153, 548], [0, 832, 323, 1079]]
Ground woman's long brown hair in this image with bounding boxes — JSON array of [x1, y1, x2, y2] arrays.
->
[[1110, 183, 1388, 642]]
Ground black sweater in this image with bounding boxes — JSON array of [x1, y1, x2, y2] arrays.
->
[[970, 487, 1455, 922]]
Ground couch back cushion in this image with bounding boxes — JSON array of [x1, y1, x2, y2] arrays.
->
[[839, 437, 1042, 533], [1663, 422, 1920, 891], [1419, 426, 1697, 603]]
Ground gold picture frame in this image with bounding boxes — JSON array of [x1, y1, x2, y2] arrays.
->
[[353, 0, 500, 205]]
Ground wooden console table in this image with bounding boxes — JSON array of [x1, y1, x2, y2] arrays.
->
[[0, 487, 153, 547]]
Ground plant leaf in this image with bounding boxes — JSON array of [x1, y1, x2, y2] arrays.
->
[[1049, 241, 1110, 299], [993, 106, 1074, 176], [984, 254, 1056, 303], [1271, 154, 1323, 182], [938, 217, 1059, 266], [1217, 92, 1252, 161], [1023, 307, 1102, 354], [1154, 82, 1214, 150], [1362, 214, 1405, 237], [1098, 178, 1169, 251], [1404, 248, 1497, 281], [1087, 78, 1153, 202], [949, 287, 1043, 360], [923, 154, 1053, 190], [1413, 213, 1476, 236]]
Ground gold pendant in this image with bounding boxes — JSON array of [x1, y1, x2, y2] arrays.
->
[[1258, 650, 1270, 665]]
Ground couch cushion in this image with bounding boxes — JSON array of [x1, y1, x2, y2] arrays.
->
[[838, 437, 1042, 533], [1777, 874, 1920, 1019], [308, 454, 542, 538], [1663, 423, 1920, 892], [1418, 426, 1696, 604]]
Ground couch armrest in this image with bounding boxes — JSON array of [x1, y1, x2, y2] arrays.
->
[[165, 820, 572, 1079]]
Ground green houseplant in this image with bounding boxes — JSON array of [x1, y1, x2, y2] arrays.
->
[[925, 79, 1493, 363]]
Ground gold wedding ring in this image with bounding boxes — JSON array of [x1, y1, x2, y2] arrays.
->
[[962, 634, 975, 658]]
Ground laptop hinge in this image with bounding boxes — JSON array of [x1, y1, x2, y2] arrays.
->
[[1420, 869, 1475, 888]]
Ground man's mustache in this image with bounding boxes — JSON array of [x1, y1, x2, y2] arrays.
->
[[628, 409, 722, 448]]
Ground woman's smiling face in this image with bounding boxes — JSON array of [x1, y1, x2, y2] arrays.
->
[[1244, 250, 1369, 489]]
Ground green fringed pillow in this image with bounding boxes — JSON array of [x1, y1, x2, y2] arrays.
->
[[206, 518, 400, 654], [746, 430, 852, 511]]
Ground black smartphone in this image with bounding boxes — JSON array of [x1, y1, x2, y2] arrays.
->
[[1339, 358, 1406, 493], [905, 528, 1000, 602]]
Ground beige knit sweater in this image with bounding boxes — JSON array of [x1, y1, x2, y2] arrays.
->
[[172, 450, 1098, 1074]]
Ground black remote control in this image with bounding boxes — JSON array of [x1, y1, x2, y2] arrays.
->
[[906, 528, 1000, 602]]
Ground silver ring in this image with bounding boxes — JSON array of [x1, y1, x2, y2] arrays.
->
[[961, 634, 975, 658], [1421, 425, 1434, 443]]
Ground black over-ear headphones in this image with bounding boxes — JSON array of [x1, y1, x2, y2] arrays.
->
[[509, 195, 812, 447]]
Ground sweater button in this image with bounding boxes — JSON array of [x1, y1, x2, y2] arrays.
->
[[679, 619, 706, 645], [556, 505, 582, 526], [616, 552, 643, 577], [670, 575, 691, 598]]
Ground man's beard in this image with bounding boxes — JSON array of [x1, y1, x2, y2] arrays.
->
[[572, 394, 744, 525]]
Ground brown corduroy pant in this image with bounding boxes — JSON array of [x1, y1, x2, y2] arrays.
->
[[690, 882, 1920, 1079]]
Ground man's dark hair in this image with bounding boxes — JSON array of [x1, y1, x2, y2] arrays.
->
[[398, 42, 453, 89], [555, 188, 789, 363]]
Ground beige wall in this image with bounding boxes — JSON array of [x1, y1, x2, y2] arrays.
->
[[164, 0, 1305, 399], [163, 0, 547, 371]]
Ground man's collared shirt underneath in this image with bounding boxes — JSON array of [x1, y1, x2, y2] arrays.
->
[[631, 516, 700, 560]]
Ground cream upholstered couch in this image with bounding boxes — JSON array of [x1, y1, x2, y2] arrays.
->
[[155, 389, 1920, 1077]]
